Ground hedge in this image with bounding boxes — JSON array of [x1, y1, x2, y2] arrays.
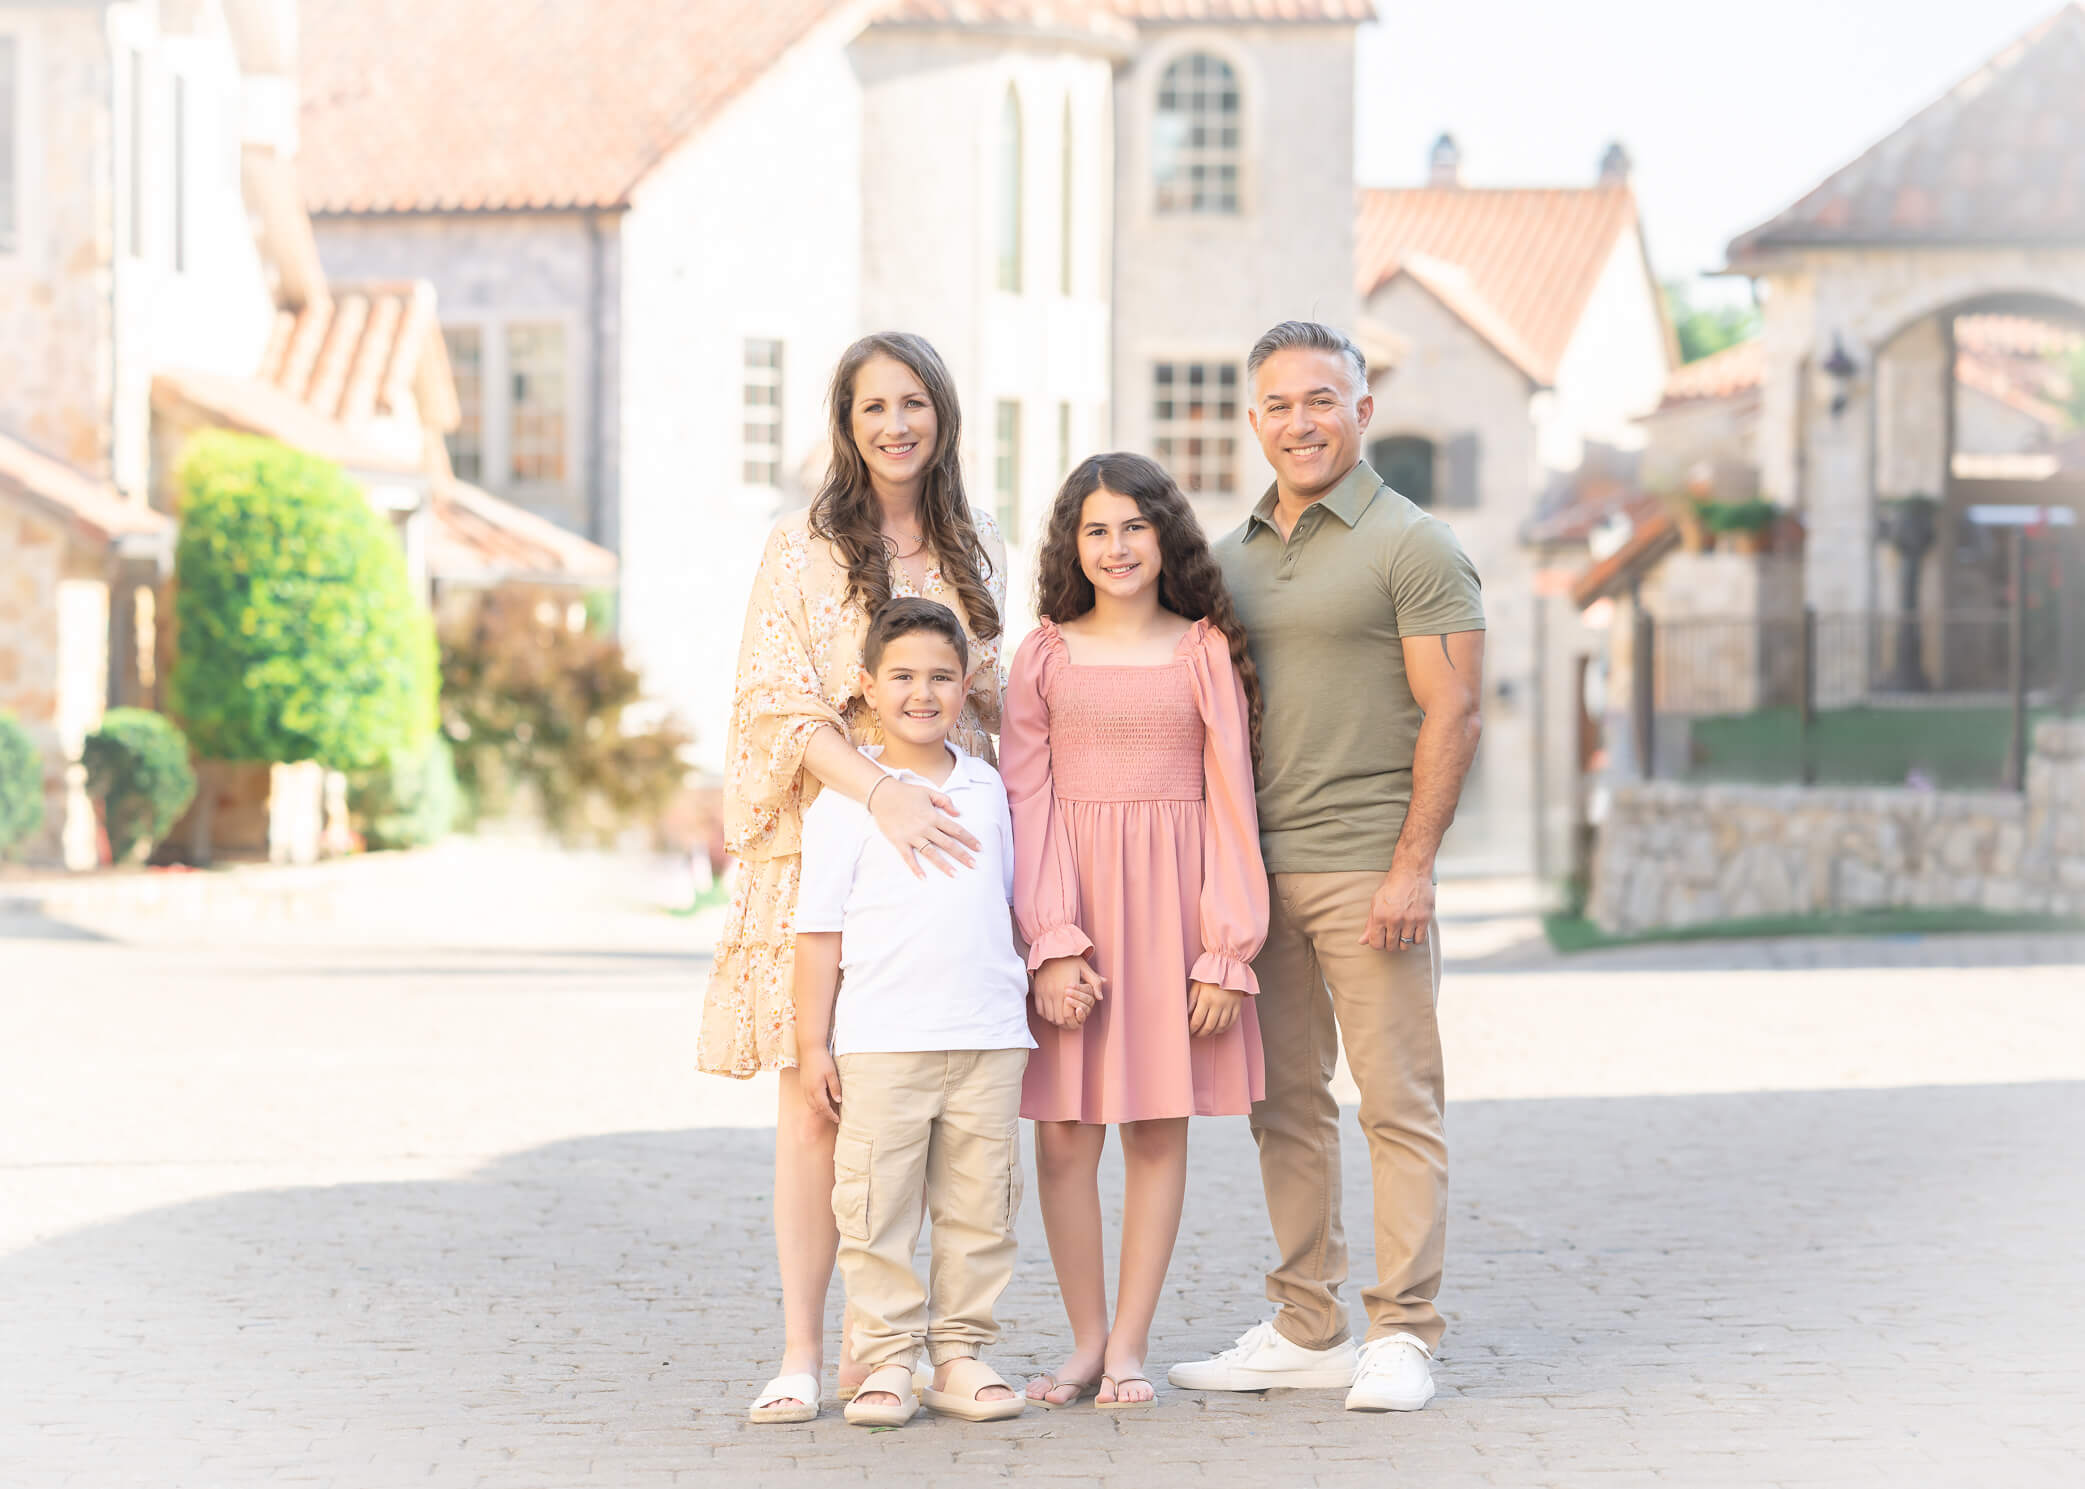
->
[[81, 709, 197, 863], [0, 712, 42, 855]]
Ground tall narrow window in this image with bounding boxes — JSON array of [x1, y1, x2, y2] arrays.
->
[[1059, 99, 1075, 296], [743, 338, 784, 487], [1153, 53, 1241, 215], [994, 401, 1021, 534], [127, 51, 145, 257], [506, 323, 567, 483], [0, 38, 18, 255], [996, 88, 1023, 293], [443, 327, 484, 482], [170, 74, 187, 272], [1057, 402, 1073, 483], [1151, 361, 1239, 495]]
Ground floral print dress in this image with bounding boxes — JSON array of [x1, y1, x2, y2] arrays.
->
[[697, 508, 1007, 1077]]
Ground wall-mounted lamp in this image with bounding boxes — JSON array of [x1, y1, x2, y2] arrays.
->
[[1822, 334, 1859, 418]]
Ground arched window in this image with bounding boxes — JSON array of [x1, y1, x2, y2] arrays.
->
[[997, 88, 1023, 293], [1059, 98, 1075, 296], [1370, 435, 1436, 508], [1153, 52, 1240, 214]]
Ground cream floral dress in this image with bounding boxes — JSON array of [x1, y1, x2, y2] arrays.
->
[[697, 507, 1008, 1077]]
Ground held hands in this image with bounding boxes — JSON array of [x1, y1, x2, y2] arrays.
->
[[801, 1048, 844, 1124], [1187, 981, 1244, 1037], [868, 777, 980, 880], [1361, 866, 1435, 951], [1033, 955, 1105, 1029]]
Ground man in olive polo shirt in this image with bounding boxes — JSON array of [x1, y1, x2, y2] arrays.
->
[[1169, 321, 1485, 1413]]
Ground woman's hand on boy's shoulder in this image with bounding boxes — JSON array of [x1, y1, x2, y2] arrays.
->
[[801, 1049, 844, 1123]]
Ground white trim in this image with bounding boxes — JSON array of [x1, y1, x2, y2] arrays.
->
[[0, 23, 37, 267]]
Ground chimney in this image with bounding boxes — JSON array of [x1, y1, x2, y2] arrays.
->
[[1598, 140, 1632, 187], [1428, 133, 1461, 188]]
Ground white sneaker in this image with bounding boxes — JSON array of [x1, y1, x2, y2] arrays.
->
[[1344, 1332, 1435, 1412], [1166, 1319, 1360, 1392]]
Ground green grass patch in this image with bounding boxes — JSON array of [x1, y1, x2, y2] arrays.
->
[[1683, 705, 2054, 790], [1544, 904, 2085, 954]]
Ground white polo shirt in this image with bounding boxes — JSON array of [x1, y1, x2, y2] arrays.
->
[[796, 744, 1035, 1058]]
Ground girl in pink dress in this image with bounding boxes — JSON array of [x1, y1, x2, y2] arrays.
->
[[1003, 452, 1269, 1409]]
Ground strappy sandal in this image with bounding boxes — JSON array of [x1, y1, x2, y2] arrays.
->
[[748, 1371, 819, 1424], [1027, 1371, 1102, 1409], [1096, 1373, 1158, 1410], [842, 1362, 919, 1428], [921, 1357, 1026, 1422]]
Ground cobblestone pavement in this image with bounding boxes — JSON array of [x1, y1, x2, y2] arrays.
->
[[3, 843, 2082, 1488]]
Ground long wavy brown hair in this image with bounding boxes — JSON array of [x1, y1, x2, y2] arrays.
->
[[1035, 452, 1264, 771], [808, 332, 1001, 644]]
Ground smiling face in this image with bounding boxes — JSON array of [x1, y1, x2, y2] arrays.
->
[[849, 353, 939, 494], [860, 630, 966, 751], [1076, 485, 1163, 605], [1248, 347, 1373, 502]]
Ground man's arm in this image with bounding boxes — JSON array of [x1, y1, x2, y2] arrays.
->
[[793, 932, 845, 1119], [1360, 630, 1485, 949]]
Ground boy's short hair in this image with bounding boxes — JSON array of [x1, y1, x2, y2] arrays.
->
[[863, 597, 969, 676]]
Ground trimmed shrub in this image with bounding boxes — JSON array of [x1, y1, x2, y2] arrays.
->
[[168, 431, 437, 772], [347, 732, 459, 851], [81, 709, 198, 864], [0, 712, 43, 856]]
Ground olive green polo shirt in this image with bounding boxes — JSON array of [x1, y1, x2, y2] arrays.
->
[[1214, 460, 1485, 874]]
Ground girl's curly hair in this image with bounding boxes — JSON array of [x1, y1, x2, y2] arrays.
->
[[1034, 452, 1264, 772]]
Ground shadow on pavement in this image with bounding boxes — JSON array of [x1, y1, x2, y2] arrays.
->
[[0, 907, 113, 942], [6, 1083, 2081, 1485]]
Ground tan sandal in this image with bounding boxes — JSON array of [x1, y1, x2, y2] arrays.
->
[[921, 1357, 1026, 1422], [1096, 1373, 1158, 1410], [748, 1372, 819, 1424], [1027, 1371, 1102, 1409], [842, 1363, 919, 1428]]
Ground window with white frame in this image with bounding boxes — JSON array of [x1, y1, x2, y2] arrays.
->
[[1057, 401, 1072, 484], [743, 338, 784, 487], [997, 88, 1023, 293], [1153, 53, 1240, 215], [994, 400, 1021, 534], [0, 37, 17, 255], [127, 50, 146, 258], [1151, 362, 1238, 495], [170, 73, 187, 273], [443, 327, 484, 482], [506, 323, 566, 483], [1059, 98, 1074, 296]]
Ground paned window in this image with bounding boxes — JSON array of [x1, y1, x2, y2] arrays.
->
[[994, 400, 1021, 534], [1059, 100, 1075, 295], [128, 51, 145, 257], [997, 89, 1023, 292], [0, 38, 17, 255], [1151, 362, 1238, 495], [743, 338, 784, 487], [1153, 53, 1240, 215], [171, 74, 187, 272], [443, 327, 484, 482], [1057, 401, 1073, 484], [507, 323, 566, 483]]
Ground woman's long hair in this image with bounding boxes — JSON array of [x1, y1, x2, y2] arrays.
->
[[1035, 452, 1264, 771], [807, 332, 1000, 644]]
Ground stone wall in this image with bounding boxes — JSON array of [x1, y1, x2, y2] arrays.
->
[[1590, 719, 2085, 932]]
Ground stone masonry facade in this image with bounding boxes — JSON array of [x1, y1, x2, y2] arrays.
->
[[1591, 719, 2085, 933]]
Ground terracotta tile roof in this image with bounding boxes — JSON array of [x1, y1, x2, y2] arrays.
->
[[877, 0, 1134, 39], [1657, 337, 1765, 408], [299, 0, 863, 214], [1728, 4, 2085, 262], [151, 368, 425, 476], [1956, 312, 2085, 358], [1112, 0, 1375, 18], [1356, 185, 1641, 386], [0, 433, 173, 547], [1570, 509, 1679, 609], [257, 282, 458, 433], [428, 479, 619, 588], [1523, 478, 1661, 548]]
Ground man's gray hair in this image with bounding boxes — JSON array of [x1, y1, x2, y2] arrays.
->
[[1246, 320, 1368, 398]]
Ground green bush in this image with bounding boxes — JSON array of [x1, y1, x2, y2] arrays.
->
[[1696, 498, 1778, 534], [168, 431, 437, 772], [0, 712, 44, 856], [347, 732, 459, 850], [81, 709, 198, 864]]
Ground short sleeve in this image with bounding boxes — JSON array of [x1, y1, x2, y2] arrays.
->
[[1390, 517, 1486, 638], [794, 790, 862, 933]]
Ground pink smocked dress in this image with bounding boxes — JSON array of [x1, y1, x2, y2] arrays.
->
[[1003, 618, 1270, 1124]]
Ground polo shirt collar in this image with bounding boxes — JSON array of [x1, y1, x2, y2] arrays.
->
[[865, 742, 979, 789], [1243, 460, 1384, 540]]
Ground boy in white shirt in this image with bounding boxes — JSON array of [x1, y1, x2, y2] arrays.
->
[[795, 598, 1035, 1428]]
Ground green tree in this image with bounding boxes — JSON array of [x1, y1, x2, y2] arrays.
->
[[1665, 279, 1761, 364], [0, 712, 43, 856], [81, 709, 197, 863], [2064, 341, 2085, 430], [169, 432, 437, 771]]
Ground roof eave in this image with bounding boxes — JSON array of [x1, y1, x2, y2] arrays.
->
[[859, 19, 1135, 57]]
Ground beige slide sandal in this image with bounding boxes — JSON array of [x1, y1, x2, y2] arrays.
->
[[842, 1363, 919, 1428], [748, 1372, 820, 1424], [922, 1357, 1026, 1422]]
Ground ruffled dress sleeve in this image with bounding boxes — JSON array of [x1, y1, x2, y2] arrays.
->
[[1001, 623, 1095, 970], [722, 519, 850, 862], [1183, 620, 1270, 994]]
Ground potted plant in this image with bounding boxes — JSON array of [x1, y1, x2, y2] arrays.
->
[[1697, 498, 1778, 555]]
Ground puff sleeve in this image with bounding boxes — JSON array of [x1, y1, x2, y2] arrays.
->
[[1183, 620, 1270, 993], [1001, 624, 1095, 970]]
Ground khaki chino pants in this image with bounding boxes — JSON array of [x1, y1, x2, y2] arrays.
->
[[1249, 871, 1447, 1351], [832, 1048, 1028, 1370]]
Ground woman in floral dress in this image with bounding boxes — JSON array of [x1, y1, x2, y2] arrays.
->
[[702, 333, 1006, 1422]]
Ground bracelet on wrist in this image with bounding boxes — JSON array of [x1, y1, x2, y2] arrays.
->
[[865, 774, 893, 813]]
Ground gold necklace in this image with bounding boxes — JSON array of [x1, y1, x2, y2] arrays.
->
[[881, 529, 927, 561]]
